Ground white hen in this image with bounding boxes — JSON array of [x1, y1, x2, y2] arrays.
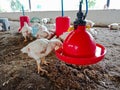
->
[[32, 23, 51, 39], [85, 20, 97, 38], [41, 18, 53, 24], [86, 19, 95, 28], [20, 22, 33, 42], [108, 23, 120, 30], [87, 28, 97, 38], [21, 38, 62, 73], [59, 31, 71, 41]]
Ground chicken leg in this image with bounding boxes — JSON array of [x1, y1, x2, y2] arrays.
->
[[28, 34, 33, 41], [30, 36, 33, 41], [41, 57, 49, 65], [36, 60, 47, 74], [24, 36, 27, 42]]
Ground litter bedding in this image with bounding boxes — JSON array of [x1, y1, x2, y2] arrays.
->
[[0, 21, 120, 90]]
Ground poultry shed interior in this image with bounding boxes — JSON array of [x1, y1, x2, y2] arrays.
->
[[0, 0, 120, 90]]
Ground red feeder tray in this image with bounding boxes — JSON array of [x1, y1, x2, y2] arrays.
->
[[55, 25, 107, 65], [55, 43, 106, 65]]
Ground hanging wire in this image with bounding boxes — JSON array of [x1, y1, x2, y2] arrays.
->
[[21, 5, 25, 16], [61, 0, 64, 16], [83, 0, 88, 20], [106, 0, 110, 8]]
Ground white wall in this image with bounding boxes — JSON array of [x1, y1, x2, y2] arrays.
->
[[0, 9, 120, 26]]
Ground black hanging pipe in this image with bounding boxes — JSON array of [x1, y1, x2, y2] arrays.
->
[[77, 0, 84, 20], [74, 0, 88, 29]]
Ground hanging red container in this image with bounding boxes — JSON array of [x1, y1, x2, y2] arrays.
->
[[56, 16, 70, 37], [18, 16, 30, 32], [55, 25, 106, 65]]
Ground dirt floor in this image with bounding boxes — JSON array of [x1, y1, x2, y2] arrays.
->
[[0, 21, 120, 90]]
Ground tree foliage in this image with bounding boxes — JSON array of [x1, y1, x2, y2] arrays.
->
[[10, 0, 22, 11], [0, 7, 6, 12], [83, 0, 96, 9], [88, 0, 96, 8]]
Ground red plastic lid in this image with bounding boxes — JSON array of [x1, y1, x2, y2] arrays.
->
[[55, 43, 106, 65]]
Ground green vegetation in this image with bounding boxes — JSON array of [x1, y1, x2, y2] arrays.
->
[[10, 0, 22, 11], [88, 0, 96, 8]]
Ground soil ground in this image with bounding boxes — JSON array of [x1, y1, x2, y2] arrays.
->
[[0, 21, 120, 90]]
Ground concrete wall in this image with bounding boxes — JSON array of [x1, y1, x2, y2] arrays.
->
[[0, 9, 120, 26]]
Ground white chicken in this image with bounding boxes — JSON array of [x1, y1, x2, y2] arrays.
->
[[32, 23, 53, 39], [85, 19, 95, 28], [21, 38, 62, 73], [36, 24, 50, 39], [87, 28, 97, 38], [19, 22, 33, 42], [41, 18, 55, 37], [108, 23, 120, 30], [41, 18, 53, 24], [85, 20, 97, 38], [46, 23, 56, 39], [59, 31, 71, 41]]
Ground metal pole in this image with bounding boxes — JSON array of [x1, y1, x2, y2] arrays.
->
[[28, 0, 31, 11], [107, 0, 110, 8]]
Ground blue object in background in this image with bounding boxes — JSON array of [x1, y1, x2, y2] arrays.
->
[[32, 26, 39, 37], [0, 18, 10, 31]]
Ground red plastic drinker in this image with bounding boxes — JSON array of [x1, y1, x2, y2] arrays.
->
[[63, 25, 96, 58], [56, 16, 70, 37], [55, 25, 106, 65], [18, 16, 30, 32]]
